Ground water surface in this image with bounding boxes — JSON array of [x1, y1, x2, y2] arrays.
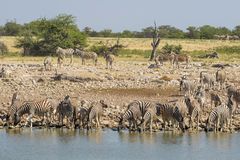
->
[[0, 129, 239, 160]]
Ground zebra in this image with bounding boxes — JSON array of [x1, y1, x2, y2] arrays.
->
[[199, 71, 215, 90], [154, 54, 164, 66], [184, 95, 201, 129], [104, 53, 115, 69], [141, 106, 157, 132], [227, 85, 240, 109], [195, 86, 206, 109], [127, 100, 153, 120], [75, 49, 98, 66], [76, 100, 93, 129], [57, 56, 64, 68], [155, 103, 185, 132], [216, 68, 226, 90], [170, 52, 191, 69], [87, 100, 107, 130], [56, 47, 74, 65], [206, 96, 235, 132], [179, 78, 195, 96], [118, 107, 142, 131], [14, 98, 55, 127], [7, 93, 20, 126], [210, 91, 222, 108], [43, 56, 52, 71], [55, 95, 75, 127]]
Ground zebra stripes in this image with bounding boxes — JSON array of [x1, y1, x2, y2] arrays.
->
[[43, 56, 52, 71], [7, 93, 20, 126], [118, 107, 141, 131], [199, 71, 214, 89], [104, 53, 115, 69], [156, 103, 185, 132], [56, 47, 74, 65], [87, 100, 107, 130], [141, 107, 157, 132], [75, 49, 98, 66], [127, 100, 152, 120], [14, 98, 54, 127], [216, 69, 226, 90], [206, 96, 235, 132], [56, 95, 75, 127]]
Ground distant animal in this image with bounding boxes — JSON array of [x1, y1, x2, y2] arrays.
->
[[179, 78, 195, 95], [56, 47, 74, 65], [104, 53, 115, 69], [216, 69, 226, 90], [43, 56, 52, 71], [75, 49, 98, 66], [199, 71, 215, 89]]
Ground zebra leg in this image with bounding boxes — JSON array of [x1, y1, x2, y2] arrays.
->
[[150, 118, 153, 133]]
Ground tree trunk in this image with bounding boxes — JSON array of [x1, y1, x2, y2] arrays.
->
[[150, 22, 161, 61]]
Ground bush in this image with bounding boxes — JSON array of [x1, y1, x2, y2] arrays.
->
[[0, 42, 8, 54], [161, 43, 182, 54]]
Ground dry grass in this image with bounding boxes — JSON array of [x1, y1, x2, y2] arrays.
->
[[87, 37, 240, 52], [2, 36, 240, 53]]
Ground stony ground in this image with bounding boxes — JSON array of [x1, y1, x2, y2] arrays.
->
[[0, 58, 240, 130]]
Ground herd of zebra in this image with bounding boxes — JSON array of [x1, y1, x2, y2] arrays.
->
[[43, 47, 115, 70], [1, 66, 240, 133]]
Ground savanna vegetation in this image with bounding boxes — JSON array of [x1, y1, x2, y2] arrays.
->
[[0, 14, 240, 62]]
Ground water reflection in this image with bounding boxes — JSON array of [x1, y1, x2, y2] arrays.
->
[[0, 129, 239, 160]]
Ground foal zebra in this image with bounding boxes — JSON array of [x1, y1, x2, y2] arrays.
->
[[227, 85, 240, 109], [179, 78, 195, 96], [75, 49, 98, 66], [141, 106, 157, 132], [14, 98, 55, 127], [76, 100, 92, 129], [56, 47, 74, 65], [127, 100, 153, 120]]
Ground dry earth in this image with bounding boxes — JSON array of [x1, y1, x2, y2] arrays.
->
[[1, 58, 240, 130]]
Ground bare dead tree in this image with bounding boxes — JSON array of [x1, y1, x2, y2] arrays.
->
[[150, 22, 161, 61]]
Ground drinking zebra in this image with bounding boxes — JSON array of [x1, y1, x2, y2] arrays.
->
[[118, 107, 142, 131], [206, 96, 235, 132], [104, 53, 115, 69], [7, 93, 20, 126], [14, 98, 55, 127], [155, 103, 185, 132], [87, 100, 107, 130], [76, 100, 92, 129], [75, 49, 98, 66], [127, 100, 153, 120], [184, 95, 201, 129], [55, 95, 75, 127], [56, 47, 74, 65], [141, 106, 157, 132]]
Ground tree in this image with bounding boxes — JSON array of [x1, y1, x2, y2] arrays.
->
[[186, 26, 200, 39], [150, 22, 161, 61], [16, 14, 87, 56], [99, 29, 113, 37], [158, 25, 185, 38], [4, 21, 23, 36], [199, 25, 217, 39], [233, 26, 240, 37]]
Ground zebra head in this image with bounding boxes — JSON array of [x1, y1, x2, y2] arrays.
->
[[13, 112, 21, 126]]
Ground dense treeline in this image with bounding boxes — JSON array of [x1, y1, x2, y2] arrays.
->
[[1, 18, 240, 39]]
